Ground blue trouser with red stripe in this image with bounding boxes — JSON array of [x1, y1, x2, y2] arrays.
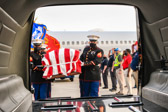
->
[[79, 80, 84, 97], [47, 82, 51, 98], [33, 83, 48, 100], [83, 81, 99, 97]]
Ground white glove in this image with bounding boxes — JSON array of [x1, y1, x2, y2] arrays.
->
[[81, 62, 84, 66]]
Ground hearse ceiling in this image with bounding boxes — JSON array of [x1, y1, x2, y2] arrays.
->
[[0, 0, 168, 26]]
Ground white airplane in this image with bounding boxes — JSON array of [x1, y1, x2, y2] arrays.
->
[[47, 31, 137, 56]]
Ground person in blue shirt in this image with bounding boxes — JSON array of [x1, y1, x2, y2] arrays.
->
[[131, 52, 139, 71], [128, 41, 139, 88], [101, 55, 108, 89], [107, 48, 117, 92]]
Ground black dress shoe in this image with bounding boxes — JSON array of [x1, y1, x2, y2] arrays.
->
[[109, 88, 116, 92], [102, 87, 108, 89], [109, 88, 113, 91]]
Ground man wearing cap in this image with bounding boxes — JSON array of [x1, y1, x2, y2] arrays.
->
[[129, 41, 139, 88], [131, 41, 138, 56], [111, 48, 124, 95], [79, 35, 104, 97], [40, 44, 53, 98], [30, 39, 48, 100], [108, 48, 117, 92], [122, 49, 132, 95]]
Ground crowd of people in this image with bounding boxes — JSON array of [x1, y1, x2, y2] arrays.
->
[[100, 41, 139, 95], [79, 35, 139, 97], [30, 35, 139, 100]]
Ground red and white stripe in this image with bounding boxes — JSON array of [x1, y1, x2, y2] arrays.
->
[[42, 48, 81, 79]]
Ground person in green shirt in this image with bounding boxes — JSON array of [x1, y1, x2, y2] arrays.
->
[[111, 48, 125, 95]]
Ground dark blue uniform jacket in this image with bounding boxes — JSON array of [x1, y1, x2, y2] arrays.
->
[[79, 46, 104, 81]]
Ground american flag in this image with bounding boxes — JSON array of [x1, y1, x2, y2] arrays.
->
[[42, 48, 81, 79]]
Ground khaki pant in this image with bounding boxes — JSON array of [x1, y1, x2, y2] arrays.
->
[[116, 69, 125, 94], [129, 69, 138, 88], [123, 69, 132, 94]]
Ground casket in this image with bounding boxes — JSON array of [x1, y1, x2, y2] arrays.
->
[[42, 48, 81, 79]]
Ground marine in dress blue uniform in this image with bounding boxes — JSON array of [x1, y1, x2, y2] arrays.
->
[[41, 44, 53, 98], [30, 39, 48, 100], [79, 35, 104, 97]]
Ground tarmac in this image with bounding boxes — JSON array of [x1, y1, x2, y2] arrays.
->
[[51, 74, 137, 98], [32, 74, 139, 112]]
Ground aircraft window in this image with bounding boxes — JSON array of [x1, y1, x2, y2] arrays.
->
[[133, 40, 136, 43], [85, 41, 88, 44], [124, 41, 127, 44], [76, 41, 79, 45], [111, 41, 113, 44], [116, 41, 118, 44], [129, 40, 131, 44], [81, 41, 84, 45], [106, 41, 108, 44], [97, 41, 99, 44], [120, 41, 123, 44], [67, 41, 70, 45], [72, 41, 75, 45], [62, 41, 65, 45], [101, 41, 104, 44]]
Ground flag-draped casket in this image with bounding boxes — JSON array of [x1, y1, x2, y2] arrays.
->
[[42, 48, 81, 79]]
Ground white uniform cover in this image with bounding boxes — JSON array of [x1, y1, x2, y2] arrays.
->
[[42, 48, 81, 79]]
